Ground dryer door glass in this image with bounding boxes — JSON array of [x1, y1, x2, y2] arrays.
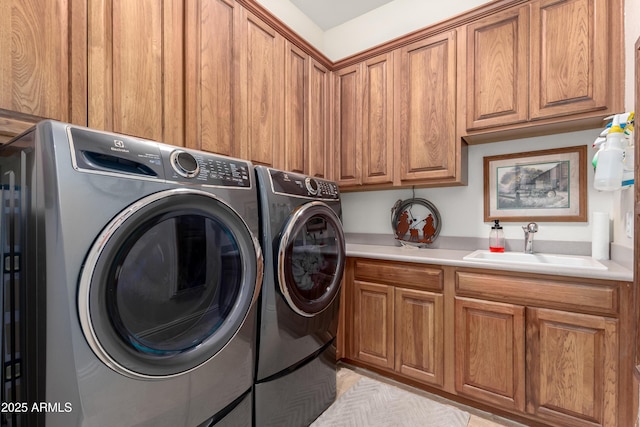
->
[[278, 202, 345, 317], [78, 190, 262, 378]]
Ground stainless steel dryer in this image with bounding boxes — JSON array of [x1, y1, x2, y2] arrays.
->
[[254, 166, 345, 427], [0, 120, 263, 427]]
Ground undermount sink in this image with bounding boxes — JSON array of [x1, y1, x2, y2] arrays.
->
[[463, 250, 607, 270]]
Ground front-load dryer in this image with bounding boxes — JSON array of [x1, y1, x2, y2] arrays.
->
[[0, 120, 262, 427], [254, 166, 345, 426]]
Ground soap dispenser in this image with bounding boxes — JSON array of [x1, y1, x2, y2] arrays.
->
[[489, 219, 505, 252]]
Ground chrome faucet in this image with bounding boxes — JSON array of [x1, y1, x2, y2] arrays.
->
[[522, 222, 538, 253]]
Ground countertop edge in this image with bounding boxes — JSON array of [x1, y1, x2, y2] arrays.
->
[[346, 243, 634, 282]]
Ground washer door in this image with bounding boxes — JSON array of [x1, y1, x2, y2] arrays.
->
[[277, 201, 345, 317], [78, 188, 263, 379]]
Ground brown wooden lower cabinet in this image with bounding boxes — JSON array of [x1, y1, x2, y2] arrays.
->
[[455, 297, 526, 412], [527, 308, 618, 427], [347, 258, 445, 387], [341, 257, 633, 427], [395, 287, 444, 386], [352, 280, 395, 370]]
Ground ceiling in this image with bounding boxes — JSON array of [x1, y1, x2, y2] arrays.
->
[[289, 0, 394, 30]]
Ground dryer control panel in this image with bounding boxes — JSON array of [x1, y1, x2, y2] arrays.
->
[[269, 169, 339, 200]]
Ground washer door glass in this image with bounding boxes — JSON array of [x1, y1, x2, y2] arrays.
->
[[278, 202, 345, 317], [78, 189, 262, 379]]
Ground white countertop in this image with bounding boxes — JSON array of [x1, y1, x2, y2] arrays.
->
[[346, 243, 634, 282]]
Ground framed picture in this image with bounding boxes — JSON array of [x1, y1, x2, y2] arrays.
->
[[484, 145, 587, 222]]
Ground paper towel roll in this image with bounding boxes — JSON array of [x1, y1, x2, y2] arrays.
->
[[591, 212, 610, 260]]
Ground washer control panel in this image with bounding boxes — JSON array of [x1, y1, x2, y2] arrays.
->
[[165, 149, 251, 187], [67, 126, 251, 188], [270, 169, 339, 200]]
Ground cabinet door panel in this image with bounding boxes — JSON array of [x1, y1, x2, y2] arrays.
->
[[527, 307, 618, 426], [89, 0, 184, 144], [530, 0, 608, 119], [352, 281, 394, 369], [465, 5, 529, 130], [333, 65, 362, 186], [308, 59, 330, 179], [283, 41, 307, 174], [0, 0, 85, 125], [362, 53, 394, 185], [239, 9, 284, 167], [455, 297, 526, 411], [185, 0, 239, 156], [396, 31, 457, 182], [395, 288, 443, 386]]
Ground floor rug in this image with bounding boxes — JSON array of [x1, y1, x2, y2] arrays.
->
[[311, 376, 471, 427]]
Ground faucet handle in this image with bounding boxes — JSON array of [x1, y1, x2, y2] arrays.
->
[[524, 222, 538, 233]]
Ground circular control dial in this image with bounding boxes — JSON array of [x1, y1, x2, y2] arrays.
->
[[171, 150, 200, 178], [305, 177, 319, 195]]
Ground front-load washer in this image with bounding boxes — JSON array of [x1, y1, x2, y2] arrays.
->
[[0, 120, 263, 427], [254, 166, 346, 426]]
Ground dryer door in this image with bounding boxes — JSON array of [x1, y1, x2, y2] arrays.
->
[[78, 188, 263, 379], [277, 201, 345, 317]]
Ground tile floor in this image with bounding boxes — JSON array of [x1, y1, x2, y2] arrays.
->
[[336, 364, 529, 427]]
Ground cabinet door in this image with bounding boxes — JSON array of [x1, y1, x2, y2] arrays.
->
[[352, 280, 394, 370], [88, 0, 184, 145], [333, 64, 362, 187], [362, 53, 394, 185], [527, 308, 618, 427], [283, 41, 308, 174], [530, 0, 608, 119], [395, 31, 458, 183], [185, 0, 240, 156], [308, 58, 330, 179], [455, 297, 526, 412], [464, 5, 529, 130], [0, 0, 85, 129], [395, 288, 444, 387], [238, 8, 284, 167]]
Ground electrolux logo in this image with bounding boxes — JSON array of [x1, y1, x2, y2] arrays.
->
[[111, 139, 129, 153]]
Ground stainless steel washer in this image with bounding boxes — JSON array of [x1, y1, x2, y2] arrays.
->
[[0, 121, 262, 426], [254, 166, 345, 426]]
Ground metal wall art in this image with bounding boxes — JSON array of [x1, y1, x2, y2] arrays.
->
[[391, 198, 441, 248]]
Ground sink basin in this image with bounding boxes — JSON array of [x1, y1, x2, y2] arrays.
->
[[463, 250, 607, 270]]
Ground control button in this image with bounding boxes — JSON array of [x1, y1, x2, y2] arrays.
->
[[305, 177, 319, 195], [171, 150, 200, 178]]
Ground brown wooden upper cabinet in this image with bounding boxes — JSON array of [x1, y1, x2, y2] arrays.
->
[[333, 64, 363, 187], [185, 0, 241, 157], [334, 37, 466, 191], [333, 52, 395, 189], [462, 0, 623, 141], [0, 0, 86, 141], [282, 42, 331, 178], [283, 42, 309, 175], [307, 58, 331, 179], [88, 0, 185, 146], [237, 8, 285, 168], [394, 31, 462, 186]]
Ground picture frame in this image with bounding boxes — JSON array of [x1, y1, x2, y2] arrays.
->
[[484, 145, 587, 222]]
